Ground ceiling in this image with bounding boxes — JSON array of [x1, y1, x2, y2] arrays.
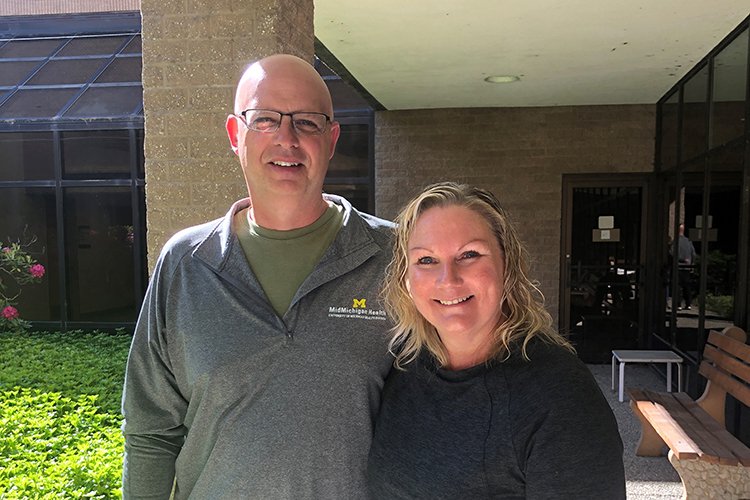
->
[[314, 1, 749, 110]]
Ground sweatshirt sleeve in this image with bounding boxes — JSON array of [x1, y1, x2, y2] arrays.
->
[[121, 249, 188, 499], [509, 344, 626, 500]]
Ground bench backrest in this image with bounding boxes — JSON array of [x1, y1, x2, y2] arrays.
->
[[699, 326, 750, 416]]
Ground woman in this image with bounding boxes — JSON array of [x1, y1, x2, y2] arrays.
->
[[368, 182, 625, 499]]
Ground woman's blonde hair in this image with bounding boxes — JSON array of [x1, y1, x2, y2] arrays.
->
[[383, 182, 573, 368]]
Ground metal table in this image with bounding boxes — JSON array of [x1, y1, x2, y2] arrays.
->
[[611, 350, 683, 402]]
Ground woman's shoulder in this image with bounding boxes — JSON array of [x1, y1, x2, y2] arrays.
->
[[496, 336, 594, 392], [509, 335, 580, 367]]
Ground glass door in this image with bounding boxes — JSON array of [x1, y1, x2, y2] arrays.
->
[[561, 175, 649, 363]]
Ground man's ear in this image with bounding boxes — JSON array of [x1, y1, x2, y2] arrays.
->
[[328, 120, 341, 159], [226, 114, 241, 155]]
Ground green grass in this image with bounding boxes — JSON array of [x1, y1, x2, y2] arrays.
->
[[0, 330, 131, 499]]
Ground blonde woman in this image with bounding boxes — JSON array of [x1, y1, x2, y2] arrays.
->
[[367, 182, 625, 499]]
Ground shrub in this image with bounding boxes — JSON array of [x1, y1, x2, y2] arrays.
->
[[704, 294, 734, 319], [0, 238, 45, 333], [0, 330, 131, 498], [704, 250, 736, 296]]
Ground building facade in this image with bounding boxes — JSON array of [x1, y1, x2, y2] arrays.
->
[[2, 3, 749, 428]]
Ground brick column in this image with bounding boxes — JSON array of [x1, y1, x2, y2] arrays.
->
[[141, 0, 314, 270]]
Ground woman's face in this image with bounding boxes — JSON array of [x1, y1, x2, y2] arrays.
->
[[406, 204, 506, 355]]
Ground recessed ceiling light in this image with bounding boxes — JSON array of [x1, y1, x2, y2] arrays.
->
[[484, 75, 520, 83]]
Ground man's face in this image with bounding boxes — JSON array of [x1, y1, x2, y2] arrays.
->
[[227, 61, 340, 207]]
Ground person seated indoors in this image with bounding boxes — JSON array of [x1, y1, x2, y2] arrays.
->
[[368, 182, 625, 499]]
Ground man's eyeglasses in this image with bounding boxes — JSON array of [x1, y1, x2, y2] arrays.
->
[[237, 109, 331, 135]]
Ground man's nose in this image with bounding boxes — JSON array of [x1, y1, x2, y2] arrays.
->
[[274, 115, 300, 147]]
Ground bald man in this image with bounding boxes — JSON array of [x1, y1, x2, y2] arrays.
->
[[122, 55, 394, 499]]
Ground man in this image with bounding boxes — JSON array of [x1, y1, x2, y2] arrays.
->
[[121, 54, 394, 499], [676, 223, 697, 310]]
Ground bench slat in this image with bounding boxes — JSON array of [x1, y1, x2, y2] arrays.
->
[[703, 339, 750, 383], [703, 342, 750, 383], [630, 389, 750, 466], [706, 330, 750, 363], [646, 391, 735, 465], [700, 361, 750, 409], [674, 392, 750, 467], [703, 341, 750, 382], [630, 390, 701, 460], [628, 388, 646, 401]]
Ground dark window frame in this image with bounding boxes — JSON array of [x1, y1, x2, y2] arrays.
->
[[651, 15, 750, 397], [0, 12, 146, 332]]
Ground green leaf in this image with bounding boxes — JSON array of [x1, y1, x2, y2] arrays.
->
[[0, 330, 130, 498]]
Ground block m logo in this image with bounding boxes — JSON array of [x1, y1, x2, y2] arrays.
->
[[352, 298, 366, 308]]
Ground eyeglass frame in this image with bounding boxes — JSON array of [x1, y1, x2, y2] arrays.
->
[[236, 108, 333, 135]]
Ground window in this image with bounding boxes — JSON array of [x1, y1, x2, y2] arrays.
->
[[653, 19, 749, 394], [62, 130, 132, 179], [64, 187, 138, 322], [0, 186, 59, 321], [711, 28, 748, 148], [680, 65, 709, 162], [316, 56, 377, 213], [0, 33, 143, 126], [658, 91, 679, 170], [0, 18, 146, 331], [0, 132, 54, 180]]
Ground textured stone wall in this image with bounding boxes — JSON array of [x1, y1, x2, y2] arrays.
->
[[374, 104, 656, 323], [140, 0, 314, 269], [668, 450, 750, 499]]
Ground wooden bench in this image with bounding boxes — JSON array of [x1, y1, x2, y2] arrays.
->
[[629, 326, 750, 499]]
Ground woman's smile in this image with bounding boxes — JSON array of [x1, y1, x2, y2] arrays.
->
[[407, 204, 506, 360]]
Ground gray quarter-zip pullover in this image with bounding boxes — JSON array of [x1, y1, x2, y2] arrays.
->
[[122, 195, 394, 499]]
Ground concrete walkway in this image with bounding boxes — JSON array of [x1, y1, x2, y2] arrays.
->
[[588, 363, 683, 499]]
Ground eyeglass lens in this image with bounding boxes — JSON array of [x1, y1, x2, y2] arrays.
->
[[242, 110, 328, 135]]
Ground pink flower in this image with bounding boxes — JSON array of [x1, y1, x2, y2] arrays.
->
[[2, 306, 19, 320], [1, 247, 10, 253], [29, 263, 45, 278]]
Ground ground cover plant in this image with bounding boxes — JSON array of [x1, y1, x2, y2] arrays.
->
[[0, 330, 131, 499]]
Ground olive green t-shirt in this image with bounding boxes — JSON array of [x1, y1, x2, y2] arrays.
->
[[234, 203, 344, 316]]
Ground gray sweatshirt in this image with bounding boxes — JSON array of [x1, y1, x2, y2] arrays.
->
[[122, 195, 394, 499], [368, 340, 626, 499]]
